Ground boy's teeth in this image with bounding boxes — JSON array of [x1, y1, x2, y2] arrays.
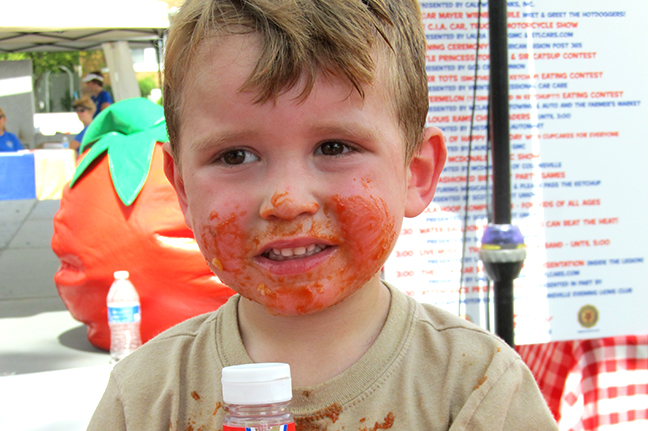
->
[[266, 245, 325, 261]]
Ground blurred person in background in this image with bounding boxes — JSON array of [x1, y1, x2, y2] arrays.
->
[[82, 71, 113, 118], [70, 96, 96, 154], [0, 108, 24, 152]]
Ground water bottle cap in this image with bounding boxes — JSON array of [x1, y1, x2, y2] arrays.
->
[[222, 363, 292, 405], [114, 270, 130, 280]]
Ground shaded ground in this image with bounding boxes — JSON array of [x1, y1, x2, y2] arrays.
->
[[0, 199, 109, 376]]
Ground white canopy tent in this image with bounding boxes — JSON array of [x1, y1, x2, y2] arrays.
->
[[0, 0, 170, 102], [0, 0, 170, 53]]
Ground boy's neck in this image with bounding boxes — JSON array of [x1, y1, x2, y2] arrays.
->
[[237, 276, 391, 388]]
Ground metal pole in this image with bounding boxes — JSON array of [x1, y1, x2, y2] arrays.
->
[[488, 0, 515, 347], [58, 65, 74, 107], [155, 39, 163, 90], [489, 0, 511, 224], [45, 70, 51, 113], [493, 271, 515, 345]]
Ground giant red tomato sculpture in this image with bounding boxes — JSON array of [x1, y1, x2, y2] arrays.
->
[[51, 99, 234, 350]]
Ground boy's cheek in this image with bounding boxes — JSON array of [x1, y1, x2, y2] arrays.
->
[[332, 193, 398, 266], [196, 209, 251, 275]]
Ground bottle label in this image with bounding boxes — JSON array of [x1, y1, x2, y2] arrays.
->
[[108, 304, 141, 323], [223, 424, 295, 431]]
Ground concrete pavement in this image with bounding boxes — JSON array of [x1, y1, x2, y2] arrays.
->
[[0, 199, 109, 376]]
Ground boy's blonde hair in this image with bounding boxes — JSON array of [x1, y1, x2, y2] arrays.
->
[[164, 0, 428, 162]]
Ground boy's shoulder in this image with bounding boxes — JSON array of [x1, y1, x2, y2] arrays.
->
[[88, 297, 243, 431], [414, 295, 496, 339], [387, 282, 503, 341], [386, 283, 518, 367], [149, 306, 222, 341], [110, 294, 242, 380]]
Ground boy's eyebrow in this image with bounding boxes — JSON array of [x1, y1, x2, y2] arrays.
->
[[186, 122, 382, 152], [309, 123, 380, 143], [187, 131, 259, 152]]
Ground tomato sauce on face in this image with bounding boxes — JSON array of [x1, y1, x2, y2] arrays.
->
[[197, 189, 397, 315], [260, 192, 320, 219]]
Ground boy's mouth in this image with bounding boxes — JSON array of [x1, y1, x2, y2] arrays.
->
[[262, 244, 329, 261]]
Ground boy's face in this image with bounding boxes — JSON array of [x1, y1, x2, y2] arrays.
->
[[165, 34, 439, 316]]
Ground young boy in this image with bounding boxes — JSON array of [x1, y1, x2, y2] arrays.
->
[[89, 0, 558, 429]]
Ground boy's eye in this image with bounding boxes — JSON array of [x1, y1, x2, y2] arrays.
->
[[317, 141, 354, 157], [217, 149, 259, 165]]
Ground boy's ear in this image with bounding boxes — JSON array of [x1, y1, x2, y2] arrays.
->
[[404, 127, 447, 218], [162, 141, 192, 229]]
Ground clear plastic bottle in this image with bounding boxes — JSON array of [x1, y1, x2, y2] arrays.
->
[[107, 270, 141, 363], [61, 135, 69, 149], [221, 363, 295, 431]]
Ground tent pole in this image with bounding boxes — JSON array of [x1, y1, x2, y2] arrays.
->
[[155, 38, 163, 91], [488, 0, 516, 347]]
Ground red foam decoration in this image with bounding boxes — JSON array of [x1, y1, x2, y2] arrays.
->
[[52, 142, 234, 350]]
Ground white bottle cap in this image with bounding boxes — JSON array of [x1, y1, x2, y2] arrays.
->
[[114, 270, 129, 280], [222, 363, 292, 405]]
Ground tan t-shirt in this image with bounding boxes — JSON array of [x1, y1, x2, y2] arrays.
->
[[88, 284, 558, 430]]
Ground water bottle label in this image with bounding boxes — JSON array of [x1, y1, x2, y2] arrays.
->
[[108, 304, 141, 323], [223, 424, 294, 431]]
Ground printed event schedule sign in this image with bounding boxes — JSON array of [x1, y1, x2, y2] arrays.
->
[[384, 0, 648, 344]]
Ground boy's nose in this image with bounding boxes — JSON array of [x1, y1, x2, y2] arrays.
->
[[260, 190, 319, 220]]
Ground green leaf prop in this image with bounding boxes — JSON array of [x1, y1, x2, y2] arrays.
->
[[69, 98, 169, 206]]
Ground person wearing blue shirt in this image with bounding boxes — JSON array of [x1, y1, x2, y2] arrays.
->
[[82, 71, 113, 118], [0, 108, 24, 152], [70, 96, 96, 154]]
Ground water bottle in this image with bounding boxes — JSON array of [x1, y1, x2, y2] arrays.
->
[[222, 363, 295, 431], [61, 135, 69, 149], [107, 270, 141, 363]]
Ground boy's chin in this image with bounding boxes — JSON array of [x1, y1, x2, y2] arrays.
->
[[238, 281, 364, 317]]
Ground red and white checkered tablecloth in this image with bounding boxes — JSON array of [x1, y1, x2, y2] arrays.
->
[[517, 335, 648, 430]]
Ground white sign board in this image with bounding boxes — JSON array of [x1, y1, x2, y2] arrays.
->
[[384, 0, 648, 344]]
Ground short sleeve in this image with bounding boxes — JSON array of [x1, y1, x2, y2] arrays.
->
[[12, 135, 23, 150], [75, 127, 87, 143]]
